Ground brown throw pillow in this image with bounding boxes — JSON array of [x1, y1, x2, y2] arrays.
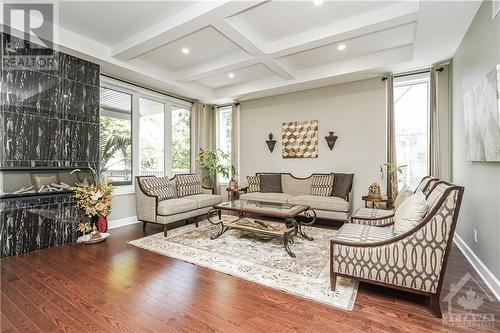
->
[[259, 174, 282, 193], [332, 173, 354, 199]]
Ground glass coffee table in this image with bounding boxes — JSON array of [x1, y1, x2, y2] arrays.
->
[[207, 200, 316, 257]]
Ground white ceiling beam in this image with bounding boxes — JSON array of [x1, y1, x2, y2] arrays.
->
[[175, 53, 258, 82], [213, 44, 414, 100], [267, 1, 420, 58], [111, 1, 265, 60], [212, 20, 295, 80]]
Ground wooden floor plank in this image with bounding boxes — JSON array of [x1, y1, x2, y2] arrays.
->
[[1, 222, 499, 333]]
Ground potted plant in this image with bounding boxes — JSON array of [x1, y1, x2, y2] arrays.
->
[[195, 149, 236, 193], [380, 163, 407, 199]]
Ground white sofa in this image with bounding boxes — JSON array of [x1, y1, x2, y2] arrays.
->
[[240, 173, 353, 221], [135, 175, 223, 236]]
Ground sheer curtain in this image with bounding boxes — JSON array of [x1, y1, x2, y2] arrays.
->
[[191, 101, 204, 175], [231, 103, 240, 179], [386, 74, 398, 201], [429, 67, 440, 178]]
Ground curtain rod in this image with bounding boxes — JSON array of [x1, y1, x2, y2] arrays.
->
[[381, 67, 444, 81], [100, 74, 195, 104]]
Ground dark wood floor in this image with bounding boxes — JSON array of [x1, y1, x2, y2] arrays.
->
[[1, 222, 499, 333]]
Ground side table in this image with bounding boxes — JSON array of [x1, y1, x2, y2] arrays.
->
[[361, 196, 392, 210], [226, 187, 247, 201]]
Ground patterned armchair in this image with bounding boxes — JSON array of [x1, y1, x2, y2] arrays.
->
[[330, 181, 464, 317], [349, 176, 438, 227]]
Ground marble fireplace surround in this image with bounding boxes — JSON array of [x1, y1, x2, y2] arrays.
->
[[0, 33, 101, 257]]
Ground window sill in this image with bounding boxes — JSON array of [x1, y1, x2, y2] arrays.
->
[[112, 185, 135, 196]]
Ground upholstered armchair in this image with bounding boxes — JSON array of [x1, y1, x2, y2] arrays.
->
[[349, 176, 438, 227], [330, 181, 464, 317]]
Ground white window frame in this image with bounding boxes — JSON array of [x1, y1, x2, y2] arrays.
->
[[100, 76, 192, 196]]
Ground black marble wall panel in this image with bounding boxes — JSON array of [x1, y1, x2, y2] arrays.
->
[[0, 193, 82, 258], [0, 33, 100, 169]]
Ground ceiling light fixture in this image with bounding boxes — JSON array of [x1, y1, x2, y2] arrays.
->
[[337, 44, 346, 51], [313, 0, 323, 5], [228, 73, 235, 78], [182, 48, 190, 54]]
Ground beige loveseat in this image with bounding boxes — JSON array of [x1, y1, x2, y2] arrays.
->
[[240, 173, 353, 221], [135, 175, 223, 236]]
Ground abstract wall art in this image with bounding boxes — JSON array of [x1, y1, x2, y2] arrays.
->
[[463, 64, 500, 161], [282, 120, 318, 158]]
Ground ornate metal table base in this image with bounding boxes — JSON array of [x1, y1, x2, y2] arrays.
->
[[207, 208, 316, 258]]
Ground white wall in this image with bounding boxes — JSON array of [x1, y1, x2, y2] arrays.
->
[[451, 1, 500, 280], [239, 78, 387, 211]]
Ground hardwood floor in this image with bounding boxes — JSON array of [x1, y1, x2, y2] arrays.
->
[[1, 222, 499, 333]]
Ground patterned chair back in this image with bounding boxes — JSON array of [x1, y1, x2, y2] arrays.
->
[[414, 176, 438, 195], [425, 182, 452, 215], [407, 183, 464, 292]]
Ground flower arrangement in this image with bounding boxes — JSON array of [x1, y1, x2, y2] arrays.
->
[[71, 168, 114, 235], [73, 179, 113, 217]]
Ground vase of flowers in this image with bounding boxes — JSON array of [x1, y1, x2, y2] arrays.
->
[[72, 169, 113, 236]]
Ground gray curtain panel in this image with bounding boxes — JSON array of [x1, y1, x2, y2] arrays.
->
[[386, 74, 398, 201], [231, 103, 240, 177], [429, 67, 440, 178]]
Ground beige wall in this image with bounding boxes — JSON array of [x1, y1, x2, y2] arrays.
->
[[452, 1, 500, 279], [107, 193, 136, 223], [239, 78, 387, 211]]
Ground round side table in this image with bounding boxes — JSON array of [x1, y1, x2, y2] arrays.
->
[[362, 196, 392, 210], [226, 187, 247, 201]]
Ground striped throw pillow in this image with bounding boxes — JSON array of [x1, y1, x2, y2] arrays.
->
[[176, 174, 202, 197], [310, 174, 334, 197], [246, 176, 260, 192], [140, 177, 176, 200]]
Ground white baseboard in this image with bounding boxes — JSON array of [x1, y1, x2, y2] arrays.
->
[[108, 216, 139, 230], [454, 234, 500, 301]]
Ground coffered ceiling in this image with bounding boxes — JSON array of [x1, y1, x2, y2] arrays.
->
[[1, 1, 481, 103]]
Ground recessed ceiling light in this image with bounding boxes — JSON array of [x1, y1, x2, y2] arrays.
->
[[181, 48, 190, 54], [313, 0, 323, 5], [228, 73, 235, 78], [337, 44, 346, 51]]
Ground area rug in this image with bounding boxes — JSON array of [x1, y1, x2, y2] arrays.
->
[[128, 219, 359, 311]]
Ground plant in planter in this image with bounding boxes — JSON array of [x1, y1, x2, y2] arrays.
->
[[380, 163, 407, 199], [195, 149, 236, 192]]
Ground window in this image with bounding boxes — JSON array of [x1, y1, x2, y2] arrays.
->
[[139, 98, 165, 177], [171, 106, 191, 175], [217, 106, 232, 184], [393, 74, 430, 190], [100, 76, 193, 187], [99, 87, 132, 185]]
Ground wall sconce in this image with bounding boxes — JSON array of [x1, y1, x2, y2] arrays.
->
[[266, 133, 276, 153], [325, 131, 338, 151]]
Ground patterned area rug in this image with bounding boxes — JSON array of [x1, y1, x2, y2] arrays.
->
[[128, 219, 359, 310]]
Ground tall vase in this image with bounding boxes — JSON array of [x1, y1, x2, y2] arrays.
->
[[97, 215, 108, 233]]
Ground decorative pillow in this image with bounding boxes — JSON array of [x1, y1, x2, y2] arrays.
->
[[310, 174, 334, 196], [176, 174, 202, 197], [246, 176, 260, 193], [394, 191, 429, 234], [140, 176, 176, 200], [394, 184, 413, 209], [332, 173, 354, 198], [259, 174, 282, 193], [31, 172, 60, 190]]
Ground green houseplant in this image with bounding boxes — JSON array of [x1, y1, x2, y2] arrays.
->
[[195, 149, 236, 191], [380, 163, 407, 200]]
